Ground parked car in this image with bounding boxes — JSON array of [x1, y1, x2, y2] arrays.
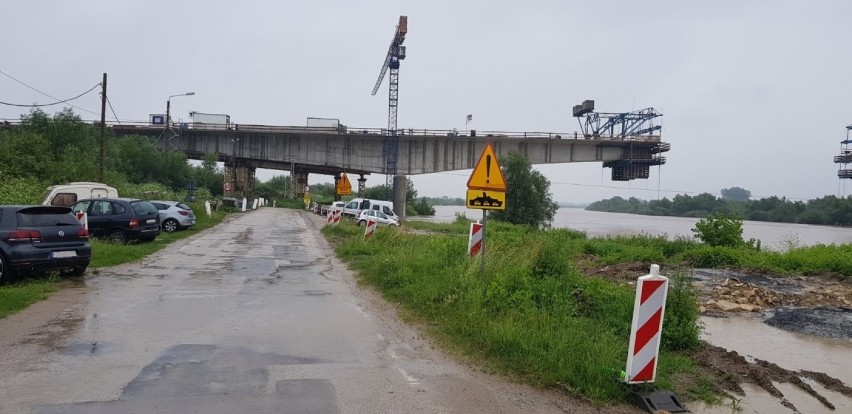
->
[[357, 209, 400, 227], [343, 198, 400, 222], [69, 198, 161, 243], [0, 205, 91, 281], [149, 200, 196, 232]]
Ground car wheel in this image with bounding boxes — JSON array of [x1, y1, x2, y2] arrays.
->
[[0, 251, 18, 283], [60, 266, 87, 277], [108, 229, 128, 244], [162, 218, 180, 233], [358, 220, 366, 226]]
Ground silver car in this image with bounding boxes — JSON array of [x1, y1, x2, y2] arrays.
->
[[150, 201, 197, 232], [357, 209, 400, 227]]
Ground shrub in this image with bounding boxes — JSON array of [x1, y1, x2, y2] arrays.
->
[[692, 214, 745, 248]]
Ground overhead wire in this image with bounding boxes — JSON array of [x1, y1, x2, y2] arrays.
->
[[0, 83, 100, 108], [0, 68, 103, 116], [105, 96, 123, 129]]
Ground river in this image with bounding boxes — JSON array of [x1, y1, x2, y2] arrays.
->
[[412, 206, 852, 250]]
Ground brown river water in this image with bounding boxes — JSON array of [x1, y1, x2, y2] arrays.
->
[[413, 206, 852, 413]]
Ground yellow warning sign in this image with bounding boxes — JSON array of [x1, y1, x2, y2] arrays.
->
[[466, 189, 506, 210], [467, 144, 506, 191], [337, 173, 352, 195]]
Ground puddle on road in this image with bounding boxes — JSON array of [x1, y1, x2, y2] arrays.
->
[[697, 316, 852, 413]]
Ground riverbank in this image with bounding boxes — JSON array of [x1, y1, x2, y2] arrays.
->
[[324, 216, 852, 411]]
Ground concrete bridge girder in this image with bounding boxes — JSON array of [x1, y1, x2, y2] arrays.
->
[[115, 126, 665, 199]]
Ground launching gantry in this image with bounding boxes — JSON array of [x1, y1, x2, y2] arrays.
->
[[573, 100, 669, 181]]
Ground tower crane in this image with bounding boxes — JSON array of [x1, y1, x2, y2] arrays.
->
[[371, 16, 408, 198]]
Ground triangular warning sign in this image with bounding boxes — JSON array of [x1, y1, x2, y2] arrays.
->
[[467, 144, 506, 191], [337, 173, 353, 195]]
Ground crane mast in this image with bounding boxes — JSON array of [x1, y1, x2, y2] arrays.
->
[[371, 16, 408, 197]]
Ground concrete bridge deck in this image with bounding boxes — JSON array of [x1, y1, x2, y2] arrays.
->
[[112, 124, 668, 181]]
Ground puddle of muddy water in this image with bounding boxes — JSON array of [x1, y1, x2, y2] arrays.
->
[[699, 316, 852, 413]]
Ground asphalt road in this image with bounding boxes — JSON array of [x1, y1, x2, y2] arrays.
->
[[0, 208, 601, 414]]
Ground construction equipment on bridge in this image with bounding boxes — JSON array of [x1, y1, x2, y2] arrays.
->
[[573, 100, 668, 181], [834, 124, 852, 190], [371, 15, 408, 197]]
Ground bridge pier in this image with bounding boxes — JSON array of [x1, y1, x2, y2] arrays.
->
[[291, 167, 309, 198], [393, 175, 407, 218], [225, 163, 256, 199]]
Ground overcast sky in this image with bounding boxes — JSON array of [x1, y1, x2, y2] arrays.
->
[[3, 1, 851, 203]]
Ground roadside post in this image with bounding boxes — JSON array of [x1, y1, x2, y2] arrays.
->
[[75, 211, 88, 231], [252, 199, 259, 210], [242, 197, 248, 212], [364, 218, 378, 239], [327, 209, 334, 225], [332, 209, 342, 226], [468, 221, 483, 256], [624, 264, 688, 413], [204, 200, 212, 217], [465, 144, 506, 277]]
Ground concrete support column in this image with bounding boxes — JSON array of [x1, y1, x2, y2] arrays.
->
[[393, 175, 407, 218]]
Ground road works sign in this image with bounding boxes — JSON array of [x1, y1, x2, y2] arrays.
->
[[467, 144, 506, 191], [466, 189, 505, 210], [337, 173, 353, 195]]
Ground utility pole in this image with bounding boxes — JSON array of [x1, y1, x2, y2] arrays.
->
[[99, 73, 107, 183]]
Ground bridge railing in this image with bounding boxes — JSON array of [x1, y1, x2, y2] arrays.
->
[[1, 118, 662, 143]]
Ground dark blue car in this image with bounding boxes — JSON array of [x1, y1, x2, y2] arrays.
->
[[0, 205, 92, 282]]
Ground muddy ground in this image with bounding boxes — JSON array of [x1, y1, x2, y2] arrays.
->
[[585, 260, 852, 412]]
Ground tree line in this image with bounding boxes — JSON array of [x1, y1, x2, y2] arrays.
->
[[586, 191, 852, 226]]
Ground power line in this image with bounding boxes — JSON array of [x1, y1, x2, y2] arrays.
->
[[0, 68, 102, 116], [0, 83, 100, 107], [106, 96, 123, 129]]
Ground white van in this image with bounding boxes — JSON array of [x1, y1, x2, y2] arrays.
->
[[42, 182, 118, 207], [342, 198, 399, 221]]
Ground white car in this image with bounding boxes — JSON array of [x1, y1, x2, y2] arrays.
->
[[357, 209, 400, 227]]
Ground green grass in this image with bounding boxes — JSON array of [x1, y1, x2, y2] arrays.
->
[[0, 276, 59, 318]]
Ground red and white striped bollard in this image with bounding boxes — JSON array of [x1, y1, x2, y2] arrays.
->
[[468, 221, 482, 256], [625, 264, 669, 384], [364, 219, 378, 239]]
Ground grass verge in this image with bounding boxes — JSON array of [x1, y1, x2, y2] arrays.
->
[[0, 276, 59, 318], [328, 218, 852, 404]]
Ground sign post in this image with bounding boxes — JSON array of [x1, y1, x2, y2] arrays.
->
[[465, 144, 507, 277]]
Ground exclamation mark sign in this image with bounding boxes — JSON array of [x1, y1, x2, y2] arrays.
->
[[486, 155, 491, 184]]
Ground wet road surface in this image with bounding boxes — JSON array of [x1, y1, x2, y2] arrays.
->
[[0, 208, 588, 414]]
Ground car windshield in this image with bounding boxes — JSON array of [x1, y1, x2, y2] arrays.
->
[[131, 201, 158, 215]]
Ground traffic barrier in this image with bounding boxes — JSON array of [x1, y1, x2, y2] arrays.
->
[[468, 221, 483, 256], [327, 209, 334, 225], [332, 209, 342, 225], [625, 264, 669, 384], [364, 219, 378, 239], [75, 211, 88, 231]]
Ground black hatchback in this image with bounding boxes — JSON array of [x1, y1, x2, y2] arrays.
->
[[70, 198, 161, 243], [0, 205, 91, 282]]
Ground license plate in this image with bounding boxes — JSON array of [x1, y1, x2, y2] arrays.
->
[[146, 219, 156, 224], [52, 251, 77, 258]]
